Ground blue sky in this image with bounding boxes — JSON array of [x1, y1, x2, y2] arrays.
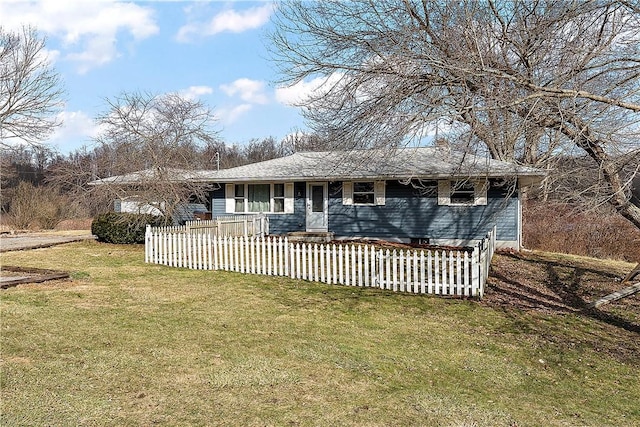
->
[[1, 1, 315, 154]]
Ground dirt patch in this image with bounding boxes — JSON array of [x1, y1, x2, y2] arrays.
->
[[484, 250, 638, 313], [483, 250, 640, 363]]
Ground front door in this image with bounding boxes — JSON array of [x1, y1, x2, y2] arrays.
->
[[306, 182, 328, 232]]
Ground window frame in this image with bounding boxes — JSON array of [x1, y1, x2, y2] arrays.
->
[[342, 181, 386, 206], [437, 180, 488, 206], [449, 181, 475, 205], [273, 183, 285, 213], [227, 182, 294, 214], [352, 181, 376, 205], [234, 184, 245, 213]]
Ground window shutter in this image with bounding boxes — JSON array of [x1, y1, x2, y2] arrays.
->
[[342, 182, 353, 205], [375, 181, 386, 205], [225, 184, 235, 213], [475, 180, 488, 206], [437, 181, 450, 206], [284, 182, 294, 213]]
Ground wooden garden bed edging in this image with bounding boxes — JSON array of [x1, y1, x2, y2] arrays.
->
[[0, 266, 69, 289]]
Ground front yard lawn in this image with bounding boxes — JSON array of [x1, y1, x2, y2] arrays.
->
[[1, 241, 638, 426]]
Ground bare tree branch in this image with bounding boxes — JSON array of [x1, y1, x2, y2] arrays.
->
[[88, 91, 220, 222], [270, 0, 640, 229], [0, 26, 64, 148]]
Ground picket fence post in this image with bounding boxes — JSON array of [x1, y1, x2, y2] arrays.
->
[[144, 225, 497, 300], [144, 225, 151, 263], [472, 246, 480, 297]]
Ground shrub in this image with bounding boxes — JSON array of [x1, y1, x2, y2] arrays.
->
[[523, 200, 640, 262], [3, 181, 72, 230], [91, 212, 165, 244]]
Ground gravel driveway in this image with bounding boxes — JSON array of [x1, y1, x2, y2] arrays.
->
[[0, 232, 95, 252]]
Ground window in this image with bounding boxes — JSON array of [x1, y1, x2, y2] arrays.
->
[[273, 183, 285, 213], [437, 180, 487, 206], [226, 183, 294, 214], [450, 181, 475, 205], [353, 182, 375, 205], [342, 181, 385, 206], [247, 184, 270, 212], [234, 184, 244, 213], [311, 184, 324, 212]]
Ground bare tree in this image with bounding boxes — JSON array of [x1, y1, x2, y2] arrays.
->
[[244, 136, 288, 163], [86, 91, 219, 222], [48, 132, 299, 220], [45, 146, 108, 217], [0, 26, 64, 148], [280, 130, 333, 154], [0, 145, 81, 229], [270, 0, 640, 228]]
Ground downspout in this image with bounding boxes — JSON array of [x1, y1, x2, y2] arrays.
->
[[518, 179, 523, 251]]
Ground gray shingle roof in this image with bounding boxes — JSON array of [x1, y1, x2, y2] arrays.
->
[[198, 147, 544, 182], [90, 147, 545, 186], [88, 168, 203, 186]]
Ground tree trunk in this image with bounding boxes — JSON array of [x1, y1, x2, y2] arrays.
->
[[531, 110, 640, 229]]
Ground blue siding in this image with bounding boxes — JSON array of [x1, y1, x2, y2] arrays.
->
[[211, 187, 226, 214], [211, 180, 518, 241], [268, 182, 306, 234], [328, 180, 517, 241]]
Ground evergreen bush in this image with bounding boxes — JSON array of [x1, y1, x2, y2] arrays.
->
[[91, 212, 165, 244]]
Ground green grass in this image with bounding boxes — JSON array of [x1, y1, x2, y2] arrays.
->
[[1, 241, 639, 426]]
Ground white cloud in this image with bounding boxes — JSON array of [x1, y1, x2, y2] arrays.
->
[[50, 111, 102, 140], [45, 110, 103, 150], [65, 36, 118, 74], [275, 73, 345, 106], [180, 85, 214, 100], [217, 104, 253, 125], [0, 0, 158, 73], [39, 48, 61, 65], [177, 3, 274, 42], [220, 78, 269, 105]]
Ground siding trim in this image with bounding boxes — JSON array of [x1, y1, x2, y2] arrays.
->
[[284, 183, 294, 213], [375, 181, 386, 205], [225, 184, 235, 213], [343, 182, 353, 205]]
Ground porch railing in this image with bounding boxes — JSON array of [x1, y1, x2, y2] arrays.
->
[[148, 214, 269, 238]]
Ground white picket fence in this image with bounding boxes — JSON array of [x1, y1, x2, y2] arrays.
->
[[145, 226, 496, 298], [149, 214, 269, 237]]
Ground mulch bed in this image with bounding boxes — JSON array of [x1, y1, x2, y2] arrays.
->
[[329, 238, 472, 252], [0, 266, 69, 289]]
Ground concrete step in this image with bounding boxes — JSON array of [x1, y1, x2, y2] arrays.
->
[[286, 232, 334, 243]]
